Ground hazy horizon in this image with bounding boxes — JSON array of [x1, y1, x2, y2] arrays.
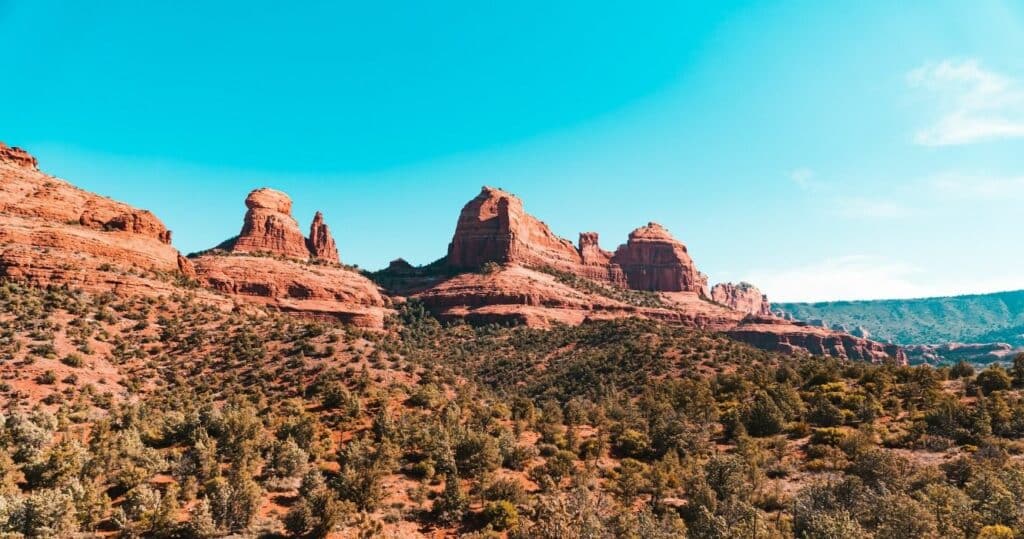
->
[[4, 1, 1023, 302]]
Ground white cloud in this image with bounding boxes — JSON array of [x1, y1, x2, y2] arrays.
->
[[747, 255, 942, 303], [748, 255, 1024, 303], [930, 171, 1024, 199], [908, 58, 1024, 146]]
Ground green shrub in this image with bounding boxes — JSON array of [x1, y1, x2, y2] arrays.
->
[[482, 500, 518, 531], [60, 354, 84, 368]]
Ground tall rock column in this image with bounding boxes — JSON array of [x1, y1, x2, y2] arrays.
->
[[308, 211, 341, 264]]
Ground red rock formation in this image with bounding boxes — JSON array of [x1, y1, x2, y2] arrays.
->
[[0, 142, 38, 170], [307, 211, 340, 263], [578, 232, 613, 267], [711, 282, 771, 316], [177, 254, 198, 279], [415, 266, 704, 328], [610, 223, 709, 295], [410, 186, 906, 363], [80, 204, 173, 244], [446, 189, 708, 295], [448, 187, 584, 271], [0, 143, 222, 302], [231, 188, 312, 259], [192, 189, 388, 327], [193, 255, 388, 327], [447, 187, 625, 285], [725, 318, 906, 364]]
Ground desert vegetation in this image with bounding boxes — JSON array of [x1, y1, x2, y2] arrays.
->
[[1, 280, 1024, 537]]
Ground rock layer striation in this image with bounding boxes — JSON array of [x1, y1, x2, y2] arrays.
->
[[0, 142, 214, 300]]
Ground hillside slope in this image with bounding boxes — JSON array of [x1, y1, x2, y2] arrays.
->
[[775, 289, 1024, 346], [2, 281, 1024, 537]]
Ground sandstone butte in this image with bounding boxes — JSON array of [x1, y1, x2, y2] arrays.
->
[[190, 188, 389, 328], [0, 141, 904, 362], [386, 186, 906, 364]]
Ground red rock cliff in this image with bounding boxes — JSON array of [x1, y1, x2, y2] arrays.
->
[[446, 189, 710, 295], [448, 187, 581, 270], [225, 188, 342, 264], [610, 223, 709, 295], [418, 186, 905, 363], [711, 282, 772, 316], [0, 142, 216, 300], [0, 142, 38, 170]]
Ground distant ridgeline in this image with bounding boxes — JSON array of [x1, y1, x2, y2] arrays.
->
[[775, 289, 1024, 348]]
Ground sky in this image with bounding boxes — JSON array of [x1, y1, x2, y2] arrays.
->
[[2, 1, 1023, 302]]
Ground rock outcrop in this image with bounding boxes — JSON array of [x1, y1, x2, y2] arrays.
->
[[0, 142, 38, 170], [224, 188, 343, 264], [308, 211, 340, 263], [192, 189, 388, 327], [447, 187, 626, 285], [711, 282, 771, 316], [0, 143, 908, 356], [193, 255, 387, 327], [0, 142, 220, 301], [725, 317, 907, 364], [611, 223, 709, 295], [415, 265, 715, 328], [446, 187, 709, 292], [231, 188, 312, 259]]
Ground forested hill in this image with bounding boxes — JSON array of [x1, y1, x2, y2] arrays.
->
[[775, 289, 1024, 346]]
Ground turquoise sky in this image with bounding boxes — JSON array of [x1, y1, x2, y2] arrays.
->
[[3, 1, 1023, 301]]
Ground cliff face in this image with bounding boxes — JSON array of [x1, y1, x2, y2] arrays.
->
[[447, 187, 625, 284], [725, 318, 907, 364], [0, 143, 38, 170], [446, 187, 707, 292], [610, 222, 709, 295], [0, 142, 215, 300], [712, 282, 772, 316]]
